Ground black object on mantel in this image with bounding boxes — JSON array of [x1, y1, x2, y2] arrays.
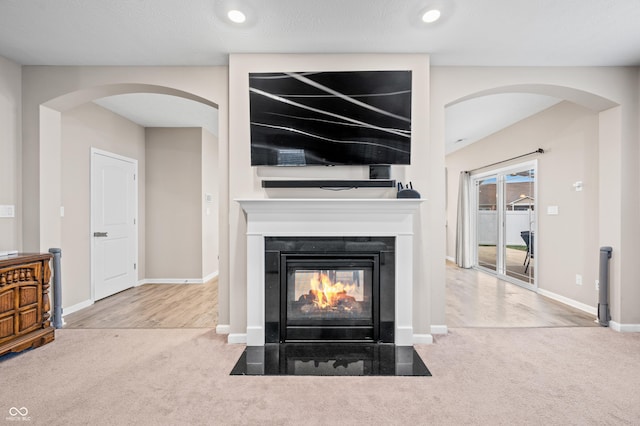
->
[[261, 179, 396, 189], [397, 182, 420, 198], [369, 165, 391, 179]]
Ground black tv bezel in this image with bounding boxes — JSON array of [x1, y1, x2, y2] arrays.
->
[[249, 70, 412, 167]]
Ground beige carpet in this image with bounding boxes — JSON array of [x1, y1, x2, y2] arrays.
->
[[1, 327, 639, 425]]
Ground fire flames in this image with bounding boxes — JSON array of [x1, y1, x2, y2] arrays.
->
[[303, 272, 357, 310]]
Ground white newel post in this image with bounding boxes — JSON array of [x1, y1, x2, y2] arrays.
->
[[238, 198, 425, 347]]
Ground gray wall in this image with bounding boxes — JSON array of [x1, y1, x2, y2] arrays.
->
[[446, 101, 599, 308], [8, 60, 640, 330], [0, 56, 21, 252], [201, 129, 219, 279], [145, 127, 202, 280], [61, 105, 220, 308], [19, 65, 229, 319], [61, 102, 146, 308]]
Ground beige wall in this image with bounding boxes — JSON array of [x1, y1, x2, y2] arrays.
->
[[431, 66, 640, 326], [145, 127, 202, 279], [13, 62, 640, 331], [202, 129, 219, 278], [61, 102, 146, 308], [0, 56, 21, 251], [446, 101, 600, 307], [20, 65, 230, 323], [227, 53, 434, 336], [60, 110, 218, 307]]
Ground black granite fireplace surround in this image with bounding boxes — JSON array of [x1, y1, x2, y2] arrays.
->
[[265, 237, 395, 343], [230, 343, 431, 376]]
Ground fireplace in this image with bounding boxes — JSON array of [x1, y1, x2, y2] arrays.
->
[[265, 237, 395, 343], [237, 198, 424, 347]]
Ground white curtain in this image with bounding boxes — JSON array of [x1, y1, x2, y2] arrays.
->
[[455, 171, 472, 268]]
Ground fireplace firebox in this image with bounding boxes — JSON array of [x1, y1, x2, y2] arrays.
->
[[265, 237, 395, 343]]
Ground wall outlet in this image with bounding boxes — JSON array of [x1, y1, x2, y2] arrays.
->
[[576, 274, 582, 285], [595, 280, 599, 291]]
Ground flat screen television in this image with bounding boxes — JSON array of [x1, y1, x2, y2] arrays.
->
[[249, 70, 412, 166]]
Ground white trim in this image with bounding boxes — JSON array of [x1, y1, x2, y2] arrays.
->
[[91, 147, 139, 164], [537, 288, 597, 316], [413, 334, 434, 344], [445, 255, 455, 263], [137, 278, 210, 285], [203, 271, 219, 282], [609, 321, 640, 332], [430, 325, 448, 335], [216, 324, 230, 334], [62, 299, 94, 316], [228, 333, 247, 344]]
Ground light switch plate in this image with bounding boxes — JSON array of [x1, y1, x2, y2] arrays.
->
[[547, 205, 559, 215], [0, 205, 15, 218]]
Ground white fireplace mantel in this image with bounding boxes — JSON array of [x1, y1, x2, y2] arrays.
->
[[237, 198, 425, 346]]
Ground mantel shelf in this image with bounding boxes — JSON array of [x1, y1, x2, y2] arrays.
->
[[261, 179, 396, 189]]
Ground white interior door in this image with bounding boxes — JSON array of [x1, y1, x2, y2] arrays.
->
[[91, 149, 138, 301]]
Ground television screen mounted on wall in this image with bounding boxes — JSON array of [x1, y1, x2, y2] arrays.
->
[[249, 70, 412, 166]]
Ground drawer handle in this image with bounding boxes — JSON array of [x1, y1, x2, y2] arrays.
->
[[93, 232, 108, 238]]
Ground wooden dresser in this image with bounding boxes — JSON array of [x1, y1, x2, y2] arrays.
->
[[0, 253, 55, 356]]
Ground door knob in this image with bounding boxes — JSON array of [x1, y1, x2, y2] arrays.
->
[[93, 232, 108, 237]]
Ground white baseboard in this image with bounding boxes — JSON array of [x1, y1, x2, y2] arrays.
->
[[609, 321, 640, 332], [62, 299, 94, 316], [537, 288, 597, 316], [203, 271, 219, 282], [228, 333, 247, 344], [445, 256, 455, 263], [138, 277, 210, 285], [216, 324, 230, 334], [430, 325, 448, 335], [413, 334, 434, 344]]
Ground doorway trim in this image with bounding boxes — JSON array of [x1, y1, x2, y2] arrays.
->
[[90, 147, 139, 302]]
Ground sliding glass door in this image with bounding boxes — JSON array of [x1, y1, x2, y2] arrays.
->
[[472, 162, 536, 288], [475, 175, 498, 272]]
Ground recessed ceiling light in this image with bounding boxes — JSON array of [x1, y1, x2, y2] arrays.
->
[[227, 9, 247, 24], [422, 9, 441, 23]]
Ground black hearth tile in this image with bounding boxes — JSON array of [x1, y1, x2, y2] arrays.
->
[[230, 343, 431, 377]]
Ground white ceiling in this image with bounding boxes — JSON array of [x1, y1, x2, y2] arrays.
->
[[1, 0, 638, 67], [94, 94, 218, 136], [445, 94, 562, 154], [1, 0, 638, 148]]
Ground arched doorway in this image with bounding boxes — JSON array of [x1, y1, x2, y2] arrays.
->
[[31, 81, 225, 328], [443, 83, 619, 327]]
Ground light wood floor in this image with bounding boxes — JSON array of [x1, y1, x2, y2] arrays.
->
[[63, 279, 218, 328], [478, 245, 535, 284], [63, 265, 597, 329], [446, 261, 597, 328]]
